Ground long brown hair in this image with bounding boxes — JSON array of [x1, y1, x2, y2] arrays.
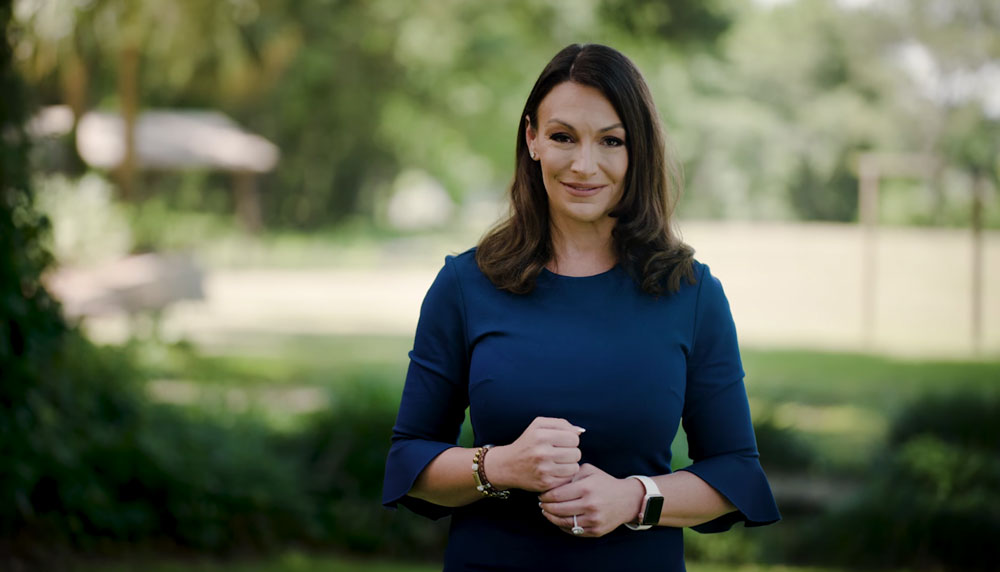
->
[[476, 43, 694, 296]]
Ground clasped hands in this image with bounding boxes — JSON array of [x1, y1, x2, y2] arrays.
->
[[485, 417, 645, 538]]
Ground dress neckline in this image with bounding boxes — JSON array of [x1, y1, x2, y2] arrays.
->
[[540, 264, 620, 280]]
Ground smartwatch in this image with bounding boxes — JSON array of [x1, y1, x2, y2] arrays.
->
[[625, 475, 664, 531]]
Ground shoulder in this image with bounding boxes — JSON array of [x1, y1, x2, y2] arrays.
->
[[444, 246, 478, 269], [679, 258, 711, 293], [684, 259, 731, 310], [691, 259, 708, 280], [426, 247, 482, 298], [442, 246, 487, 282]]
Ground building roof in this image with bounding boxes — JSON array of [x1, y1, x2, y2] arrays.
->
[[31, 105, 279, 173]]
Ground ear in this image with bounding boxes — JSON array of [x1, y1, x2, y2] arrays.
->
[[524, 115, 538, 156]]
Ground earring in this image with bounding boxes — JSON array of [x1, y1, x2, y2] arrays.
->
[[530, 151, 538, 160]]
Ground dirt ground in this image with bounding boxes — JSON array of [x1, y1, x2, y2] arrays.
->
[[84, 221, 1000, 359]]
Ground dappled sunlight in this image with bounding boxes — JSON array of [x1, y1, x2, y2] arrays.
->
[[6, 0, 999, 569], [769, 402, 885, 437]]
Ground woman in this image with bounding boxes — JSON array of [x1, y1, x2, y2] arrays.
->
[[382, 43, 780, 571]]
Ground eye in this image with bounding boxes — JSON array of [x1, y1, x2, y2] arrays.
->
[[603, 136, 625, 147], [549, 132, 573, 144]]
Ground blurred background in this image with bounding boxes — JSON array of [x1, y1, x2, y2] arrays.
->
[[2, 0, 998, 571]]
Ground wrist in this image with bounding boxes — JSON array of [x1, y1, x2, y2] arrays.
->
[[624, 475, 664, 530], [622, 476, 645, 525], [482, 444, 512, 490]]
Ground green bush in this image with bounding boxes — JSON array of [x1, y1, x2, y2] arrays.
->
[[3, 337, 446, 563], [2, 335, 147, 548], [752, 414, 816, 475], [791, 392, 1000, 570], [279, 379, 449, 559], [888, 392, 1000, 452], [134, 404, 312, 552]]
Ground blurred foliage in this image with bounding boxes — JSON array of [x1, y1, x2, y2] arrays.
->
[[75, 551, 864, 572], [791, 392, 1000, 571], [33, 172, 132, 262], [277, 381, 449, 558], [11, 0, 998, 233], [751, 413, 817, 475]]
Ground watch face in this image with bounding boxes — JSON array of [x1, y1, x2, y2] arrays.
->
[[641, 496, 664, 526]]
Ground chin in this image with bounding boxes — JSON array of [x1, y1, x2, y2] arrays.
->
[[563, 206, 610, 224]]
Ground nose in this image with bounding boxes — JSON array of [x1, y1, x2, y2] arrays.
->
[[570, 143, 598, 176]]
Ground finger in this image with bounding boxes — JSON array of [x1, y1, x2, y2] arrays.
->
[[548, 462, 580, 478], [540, 499, 587, 518], [572, 463, 599, 481], [538, 481, 583, 503], [531, 417, 586, 434], [551, 448, 582, 463], [533, 428, 581, 448], [540, 508, 577, 531]]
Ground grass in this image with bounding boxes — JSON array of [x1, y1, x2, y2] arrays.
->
[[742, 347, 1000, 474], [743, 348, 1000, 406], [78, 552, 438, 572], [139, 334, 412, 388], [147, 337, 1000, 399], [140, 337, 1000, 475], [77, 551, 876, 572]]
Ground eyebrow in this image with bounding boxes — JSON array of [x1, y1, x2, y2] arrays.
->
[[546, 119, 625, 133]]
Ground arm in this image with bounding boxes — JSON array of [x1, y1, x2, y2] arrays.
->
[[646, 470, 735, 528], [410, 417, 585, 507], [384, 258, 587, 515], [675, 264, 780, 533], [540, 264, 778, 536], [538, 464, 735, 537], [382, 259, 471, 519]]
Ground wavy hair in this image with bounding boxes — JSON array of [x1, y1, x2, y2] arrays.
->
[[476, 43, 695, 296]]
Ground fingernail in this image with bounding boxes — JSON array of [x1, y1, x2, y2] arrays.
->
[[538, 501, 542, 508], [575, 426, 586, 434]]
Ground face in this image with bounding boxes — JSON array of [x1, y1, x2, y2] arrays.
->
[[526, 81, 628, 230]]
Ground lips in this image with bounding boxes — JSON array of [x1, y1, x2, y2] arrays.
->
[[561, 181, 606, 196]]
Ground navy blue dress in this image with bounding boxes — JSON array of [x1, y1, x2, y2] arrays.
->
[[383, 248, 780, 571]]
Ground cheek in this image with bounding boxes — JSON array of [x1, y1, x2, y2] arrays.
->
[[613, 154, 628, 180]]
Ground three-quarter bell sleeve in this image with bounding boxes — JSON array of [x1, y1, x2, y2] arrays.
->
[[382, 257, 470, 520], [679, 264, 781, 533]]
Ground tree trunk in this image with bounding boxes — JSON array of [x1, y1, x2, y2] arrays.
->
[[60, 51, 88, 174], [117, 44, 140, 201]]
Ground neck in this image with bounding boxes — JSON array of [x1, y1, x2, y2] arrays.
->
[[547, 217, 617, 276]]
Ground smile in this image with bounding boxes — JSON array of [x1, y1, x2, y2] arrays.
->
[[561, 182, 607, 196]]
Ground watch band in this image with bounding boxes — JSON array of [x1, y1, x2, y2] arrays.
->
[[625, 475, 663, 531]]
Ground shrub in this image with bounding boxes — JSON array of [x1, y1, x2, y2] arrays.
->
[[752, 413, 816, 475], [279, 379, 449, 559], [2, 335, 147, 551], [888, 391, 1000, 452], [791, 391, 1000, 570]]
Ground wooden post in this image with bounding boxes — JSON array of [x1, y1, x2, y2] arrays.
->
[[971, 172, 984, 355], [234, 171, 263, 233], [858, 155, 879, 348]]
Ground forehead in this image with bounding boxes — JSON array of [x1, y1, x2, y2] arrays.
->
[[537, 82, 622, 128]]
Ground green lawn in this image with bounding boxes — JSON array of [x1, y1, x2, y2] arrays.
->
[[79, 551, 878, 572], [142, 335, 1000, 475]]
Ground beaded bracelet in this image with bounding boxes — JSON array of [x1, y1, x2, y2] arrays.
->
[[472, 445, 510, 499]]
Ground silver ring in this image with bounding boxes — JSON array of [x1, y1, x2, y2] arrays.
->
[[571, 514, 584, 536]]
